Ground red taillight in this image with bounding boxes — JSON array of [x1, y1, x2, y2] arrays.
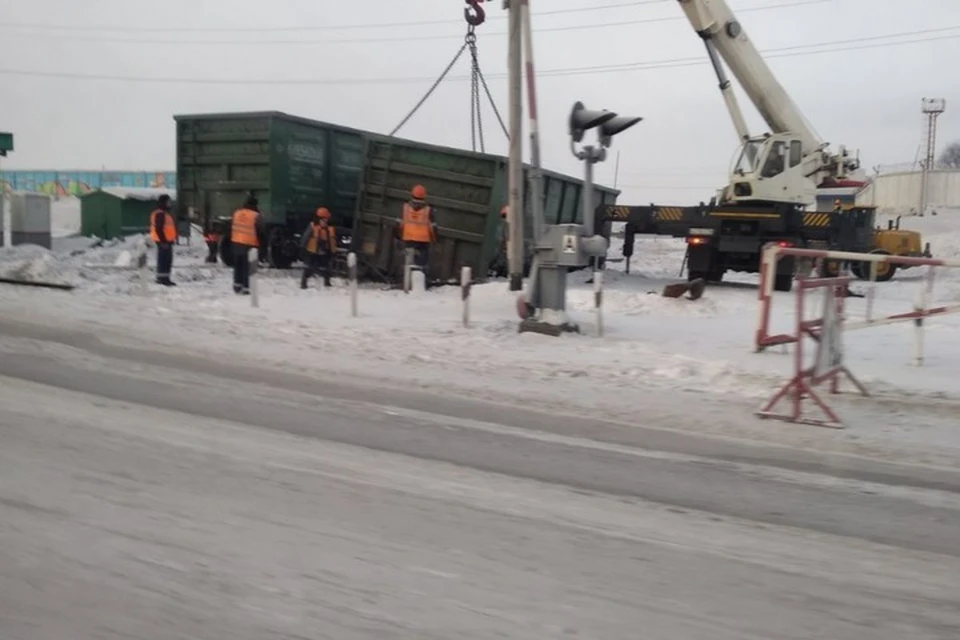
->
[[687, 236, 707, 245], [777, 240, 793, 248]]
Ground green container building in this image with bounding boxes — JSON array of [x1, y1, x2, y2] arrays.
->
[[173, 110, 618, 281], [80, 187, 176, 240]]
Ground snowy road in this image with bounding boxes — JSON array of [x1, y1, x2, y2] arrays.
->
[[2, 323, 960, 637]]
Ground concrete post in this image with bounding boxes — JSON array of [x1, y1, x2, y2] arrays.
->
[[249, 247, 260, 308], [507, 0, 524, 292], [348, 251, 358, 317], [461, 265, 472, 327]]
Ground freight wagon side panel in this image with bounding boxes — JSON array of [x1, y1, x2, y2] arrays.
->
[[529, 169, 619, 230], [353, 136, 504, 283], [269, 116, 365, 231], [175, 113, 274, 225]]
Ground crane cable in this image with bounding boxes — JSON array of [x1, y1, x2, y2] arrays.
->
[[390, 0, 507, 152]]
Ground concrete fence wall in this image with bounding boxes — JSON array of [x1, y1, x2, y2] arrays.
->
[[857, 170, 960, 215]]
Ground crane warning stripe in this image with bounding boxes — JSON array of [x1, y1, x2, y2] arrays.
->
[[655, 207, 684, 220], [605, 206, 631, 220], [803, 213, 832, 227]]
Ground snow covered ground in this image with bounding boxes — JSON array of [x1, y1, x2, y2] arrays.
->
[[2, 204, 959, 461]]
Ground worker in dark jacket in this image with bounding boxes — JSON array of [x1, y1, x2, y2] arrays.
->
[[230, 195, 262, 295], [149, 194, 177, 286], [202, 212, 221, 264], [397, 184, 438, 274], [300, 207, 337, 289]]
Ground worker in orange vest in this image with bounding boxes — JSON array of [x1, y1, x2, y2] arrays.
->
[[230, 195, 262, 295], [149, 194, 177, 286], [398, 184, 437, 279], [300, 207, 337, 289]]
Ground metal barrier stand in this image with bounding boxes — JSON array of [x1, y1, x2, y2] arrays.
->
[[756, 274, 868, 429]]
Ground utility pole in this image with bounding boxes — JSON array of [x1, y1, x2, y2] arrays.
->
[[520, 0, 544, 247], [0, 132, 13, 248], [919, 97, 945, 216], [506, 0, 524, 291]]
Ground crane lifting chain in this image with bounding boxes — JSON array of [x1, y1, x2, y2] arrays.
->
[[390, 0, 507, 153]]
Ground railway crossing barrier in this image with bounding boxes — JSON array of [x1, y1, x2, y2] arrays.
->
[[756, 244, 960, 366], [756, 273, 868, 428]]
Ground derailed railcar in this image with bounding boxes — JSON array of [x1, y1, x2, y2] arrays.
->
[[174, 110, 618, 282]]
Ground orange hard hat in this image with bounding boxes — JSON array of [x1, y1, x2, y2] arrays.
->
[[315, 207, 330, 219], [411, 184, 427, 200]]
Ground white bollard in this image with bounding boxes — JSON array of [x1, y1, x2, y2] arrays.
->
[[913, 266, 936, 366], [249, 247, 259, 308], [403, 247, 413, 293], [461, 265, 471, 328], [348, 251, 358, 317], [410, 269, 425, 294], [594, 270, 604, 337]]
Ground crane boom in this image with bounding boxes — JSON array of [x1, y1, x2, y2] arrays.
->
[[676, 0, 857, 206], [678, 0, 822, 154]]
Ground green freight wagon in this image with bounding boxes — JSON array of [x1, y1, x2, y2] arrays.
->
[[173, 111, 619, 281], [175, 111, 367, 268], [353, 136, 620, 282]]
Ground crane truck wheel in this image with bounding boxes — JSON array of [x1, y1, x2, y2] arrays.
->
[[818, 259, 841, 277], [853, 249, 895, 282], [774, 273, 793, 292]]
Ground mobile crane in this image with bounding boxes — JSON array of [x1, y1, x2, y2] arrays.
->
[[600, 0, 872, 292]]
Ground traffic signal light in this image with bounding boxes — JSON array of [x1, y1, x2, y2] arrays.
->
[[568, 101, 616, 143], [598, 114, 643, 147]]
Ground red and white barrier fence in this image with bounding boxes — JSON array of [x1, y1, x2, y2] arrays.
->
[[756, 244, 960, 365], [756, 274, 868, 428]]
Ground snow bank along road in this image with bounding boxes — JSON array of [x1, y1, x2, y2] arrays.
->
[[2, 320, 960, 638]]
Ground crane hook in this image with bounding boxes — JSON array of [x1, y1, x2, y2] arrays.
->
[[464, 0, 485, 26]]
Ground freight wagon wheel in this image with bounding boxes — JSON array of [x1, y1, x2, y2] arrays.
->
[[219, 236, 235, 267], [267, 228, 296, 269]]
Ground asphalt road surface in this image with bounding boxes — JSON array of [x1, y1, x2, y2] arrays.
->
[[2, 319, 960, 639]]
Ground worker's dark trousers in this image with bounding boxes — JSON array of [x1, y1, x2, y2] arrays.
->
[[301, 253, 331, 288], [155, 244, 174, 284], [205, 241, 218, 263], [233, 244, 253, 294]]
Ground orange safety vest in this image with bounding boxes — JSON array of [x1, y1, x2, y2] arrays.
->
[[149, 209, 176, 244], [305, 222, 336, 254], [401, 203, 434, 243], [231, 208, 260, 247]]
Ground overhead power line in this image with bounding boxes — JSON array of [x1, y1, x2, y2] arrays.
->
[[0, 0, 669, 33], [0, 28, 954, 86], [0, 0, 825, 41]]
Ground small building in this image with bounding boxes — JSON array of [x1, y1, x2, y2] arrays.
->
[[80, 187, 176, 239]]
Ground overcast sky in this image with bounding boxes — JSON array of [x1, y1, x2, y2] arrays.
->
[[1, 0, 958, 204]]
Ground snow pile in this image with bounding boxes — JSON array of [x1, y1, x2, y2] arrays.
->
[[0, 244, 77, 285], [99, 187, 174, 202]]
